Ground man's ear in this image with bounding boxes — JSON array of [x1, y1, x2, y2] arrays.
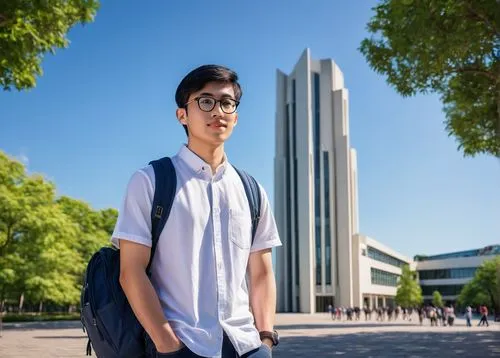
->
[[233, 113, 238, 126], [176, 108, 188, 125]]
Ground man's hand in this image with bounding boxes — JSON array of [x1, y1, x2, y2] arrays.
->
[[156, 338, 184, 354], [154, 323, 185, 353]]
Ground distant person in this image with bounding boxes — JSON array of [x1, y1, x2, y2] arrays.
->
[[407, 307, 413, 322], [464, 306, 472, 327], [478, 305, 490, 327], [387, 306, 394, 321], [376, 307, 383, 321], [429, 307, 437, 326], [417, 307, 424, 325], [446, 305, 455, 326], [354, 306, 361, 320], [112, 65, 282, 357], [364, 306, 371, 321], [328, 304, 334, 319]]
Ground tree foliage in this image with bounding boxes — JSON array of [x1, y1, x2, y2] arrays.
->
[[0, 150, 116, 311], [432, 290, 443, 307], [458, 256, 500, 313], [360, 0, 500, 157], [395, 264, 423, 307], [0, 0, 99, 90]]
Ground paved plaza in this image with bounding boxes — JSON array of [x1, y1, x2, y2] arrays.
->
[[1, 313, 499, 357]]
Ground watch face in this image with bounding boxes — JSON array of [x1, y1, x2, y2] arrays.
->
[[273, 330, 280, 345]]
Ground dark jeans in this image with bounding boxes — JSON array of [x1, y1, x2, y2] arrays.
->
[[478, 314, 489, 326], [145, 333, 272, 358]]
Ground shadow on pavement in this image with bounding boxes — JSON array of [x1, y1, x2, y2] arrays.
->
[[33, 335, 86, 339], [273, 330, 500, 357], [276, 323, 417, 330], [2, 320, 83, 331]]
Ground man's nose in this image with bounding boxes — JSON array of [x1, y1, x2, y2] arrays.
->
[[211, 102, 224, 116]]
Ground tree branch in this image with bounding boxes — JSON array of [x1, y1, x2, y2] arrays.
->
[[0, 13, 8, 27], [452, 67, 498, 82], [0, 225, 14, 256], [465, 2, 500, 38]]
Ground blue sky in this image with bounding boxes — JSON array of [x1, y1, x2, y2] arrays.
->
[[1, 0, 499, 258]]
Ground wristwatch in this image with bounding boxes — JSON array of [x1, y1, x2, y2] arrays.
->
[[259, 330, 279, 347]]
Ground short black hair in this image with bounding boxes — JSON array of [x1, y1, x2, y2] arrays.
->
[[175, 65, 242, 136]]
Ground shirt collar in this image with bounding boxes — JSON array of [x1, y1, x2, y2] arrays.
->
[[177, 145, 228, 176]]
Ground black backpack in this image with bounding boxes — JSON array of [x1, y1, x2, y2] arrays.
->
[[80, 157, 261, 357]]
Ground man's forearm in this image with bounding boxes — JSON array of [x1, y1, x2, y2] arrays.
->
[[119, 269, 177, 347], [250, 271, 277, 332]]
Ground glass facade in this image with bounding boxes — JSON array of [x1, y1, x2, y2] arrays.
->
[[414, 245, 500, 262], [285, 102, 292, 310], [421, 285, 464, 296], [292, 80, 299, 287], [371, 268, 399, 287], [418, 267, 476, 280], [313, 73, 321, 285], [323, 151, 331, 285], [367, 246, 407, 268]]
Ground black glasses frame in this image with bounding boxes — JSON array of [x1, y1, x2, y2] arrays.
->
[[184, 96, 239, 114]]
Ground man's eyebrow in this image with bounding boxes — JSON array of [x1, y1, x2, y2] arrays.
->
[[199, 92, 235, 99]]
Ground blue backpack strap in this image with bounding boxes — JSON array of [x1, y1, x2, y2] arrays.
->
[[233, 167, 261, 244], [147, 157, 177, 273]]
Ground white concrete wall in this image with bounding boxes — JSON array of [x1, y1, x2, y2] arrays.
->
[[354, 234, 412, 307], [365, 236, 412, 264], [350, 149, 359, 235], [294, 49, 315, 313], [333, 87, 354, 307]]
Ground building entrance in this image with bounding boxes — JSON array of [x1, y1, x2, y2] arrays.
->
[[315, 296, 334, 312]]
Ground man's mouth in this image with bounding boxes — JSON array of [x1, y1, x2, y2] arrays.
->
[[208, 122, 227, 128]]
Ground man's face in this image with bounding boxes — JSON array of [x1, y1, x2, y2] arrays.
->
[[177, 82, 239, 146]]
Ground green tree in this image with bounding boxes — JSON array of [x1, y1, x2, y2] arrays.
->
[[57, 196, 115, 263], [395, 264, 423, 307], [360, 0, 500, 157], [0, 0, 99, 90], [458, 256, 500, 315], [0, 150, 117, 311], [432, 290, 443, 307]]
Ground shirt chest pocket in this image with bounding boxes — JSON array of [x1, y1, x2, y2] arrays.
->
[[228, 209, 252, 250]]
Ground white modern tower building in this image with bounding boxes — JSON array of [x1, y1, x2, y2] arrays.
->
[[274, 49, 360, 312], [273, 50, 499, 314]]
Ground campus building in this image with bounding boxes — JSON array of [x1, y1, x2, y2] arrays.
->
[[273, 49, 499, 313], [353, 234, 413, 310], [273, 49, 359, 312], [415, 245, 500, 303]]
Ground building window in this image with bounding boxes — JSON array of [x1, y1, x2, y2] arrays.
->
[[371, 268, 399, 287], [323, 151, 331, 285], [418, 267, 477, 280], [313, 73, 321, 285], [285, 102, 292, 310], [292, 79, 299, 287], [367, 246, 407, 268], [414, 245, 500, 262], [421, 285, 464, 296]]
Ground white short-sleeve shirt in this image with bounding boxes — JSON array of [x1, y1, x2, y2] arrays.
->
[[111, 145, 282, 357]]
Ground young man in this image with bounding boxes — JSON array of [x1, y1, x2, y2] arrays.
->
[[111, 65, 282, 357]]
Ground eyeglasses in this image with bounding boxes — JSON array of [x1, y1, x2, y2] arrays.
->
[[184, 96, 239, 114]]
